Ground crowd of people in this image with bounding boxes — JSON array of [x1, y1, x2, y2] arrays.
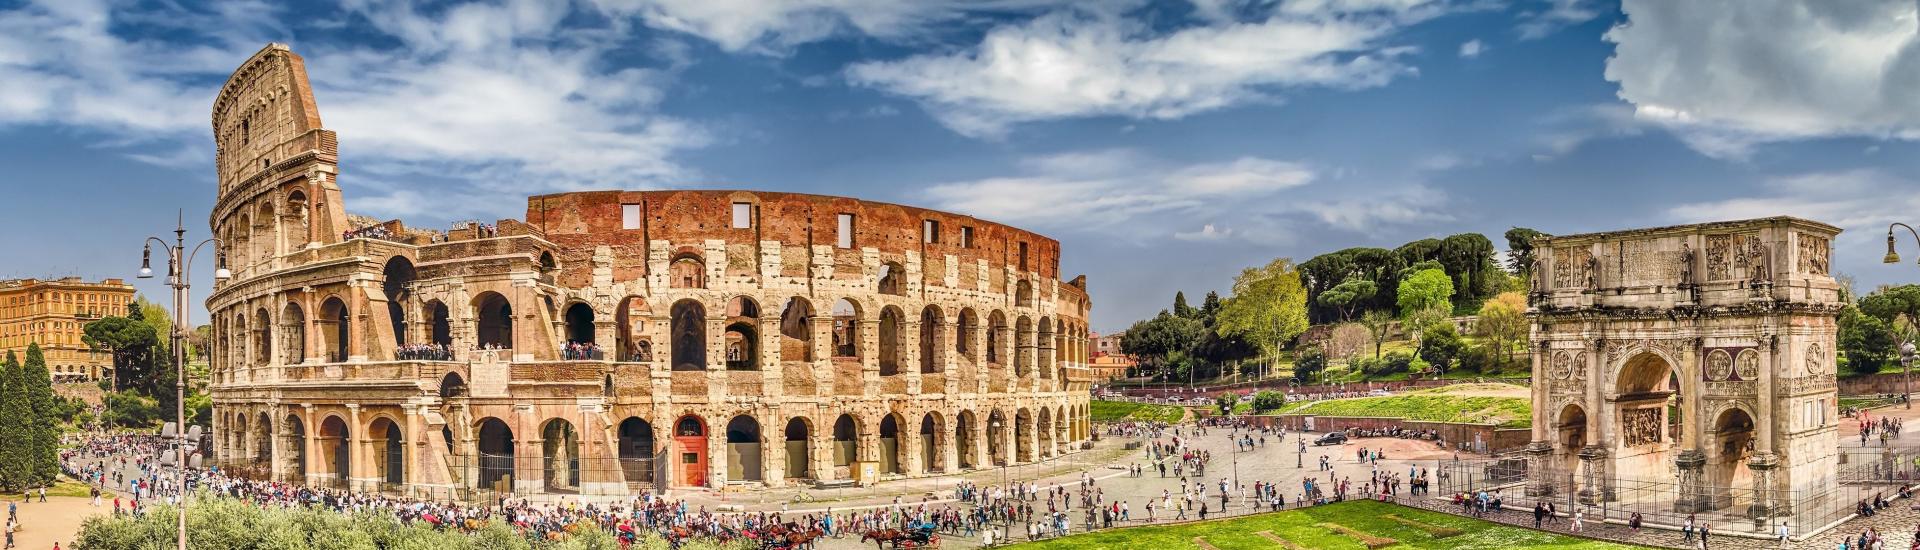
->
[[342, 226, 397, 242], [1861, 412, 1906, 447], [562, 341, 605, 361], [395, 343, 455, 361]]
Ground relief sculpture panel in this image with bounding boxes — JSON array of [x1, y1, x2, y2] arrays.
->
[[1554, 246, 1592, 290], [1622, 407, 1662, 447], [1800, 234, 1830, 276]]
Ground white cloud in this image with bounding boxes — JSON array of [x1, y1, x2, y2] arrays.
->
[[1174, 223, 1236, 241], [1605, 0, 1920, 160], [1665, 170, 1920, 266], [923, 150, 1316, 232], [585, 0, 1068, 54], [846, 2, 1437, 138], [1286, 184, 1452, 232], [1532, 103, 1644, 158], [0, 0, 710, 219], [1516, 0, 1600, 40], [1457, 38, 1484, 58]]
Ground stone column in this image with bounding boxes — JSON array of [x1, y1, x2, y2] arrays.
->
[[764, 417, 786, 488], [860, 320, 881, 394], [904, 319, 923, 394], [903, 426, 924, 475], [403, 404, 422, 490], [1576, 445, 1605, 505], [1524, 441, 1556, 497], [1748, 452, 1779, 519], [301, 405, 319, 487], [760, 316, 783, 399], [810, 317, 833, 395], [810, 424, 834, 482], [347, 404, 372, 491]]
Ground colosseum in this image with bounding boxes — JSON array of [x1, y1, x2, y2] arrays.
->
[[205, 44, 1096, 498]]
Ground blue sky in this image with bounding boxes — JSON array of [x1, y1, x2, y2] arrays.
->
[[3, 0, 1919, 330]]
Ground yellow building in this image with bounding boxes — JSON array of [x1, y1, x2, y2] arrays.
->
[[0, 277, 137, 382]]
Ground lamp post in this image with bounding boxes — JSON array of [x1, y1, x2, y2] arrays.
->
[[1884, 222, 1920, 408], [137, 212, 229, 550]]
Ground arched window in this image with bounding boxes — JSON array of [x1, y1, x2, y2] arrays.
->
[[878, 307, 903, 375], [564, 303, 595, 345], [383, 257, 415, 349], [920, 305, 942, 373], [779, 297, 815, 362], [427, 300, 451, 348], [1015, 280, 1033, 308], [878, 262, 905, 296], [475, 292, 513, 349], [831, 299, 861, 359], [319, 297, 349, 362], [670, 300, 706, 371], [670, 254, 705, 289]]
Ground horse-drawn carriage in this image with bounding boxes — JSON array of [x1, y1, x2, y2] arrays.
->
[[860, 522, 941, 548]]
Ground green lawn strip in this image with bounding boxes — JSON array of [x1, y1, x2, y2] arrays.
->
[[1090, 400, 1188, 424], [1260, 395, 1531, 428], [1005, 500, 1647, 550], [1255, 530, 1305, 550], [1385, 514, 1465, 538], [1316, 522, 1398, 549], [0, 479, 93, 501]]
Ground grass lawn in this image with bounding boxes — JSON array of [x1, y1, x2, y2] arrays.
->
[[1004, 499, 1646, 550], [0, 479, 94, 501], [1267, 394, 1531, 428], [1090, 400, 1188, 424]]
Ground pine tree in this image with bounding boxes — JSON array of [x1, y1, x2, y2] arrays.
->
[[0, 352, 23, 491], [23, 344, 57, 486]]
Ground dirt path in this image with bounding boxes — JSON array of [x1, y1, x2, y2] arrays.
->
[[5, 496, 106, 549]]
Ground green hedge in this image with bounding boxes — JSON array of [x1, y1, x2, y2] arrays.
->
[[1089, 400, 1186, 424]]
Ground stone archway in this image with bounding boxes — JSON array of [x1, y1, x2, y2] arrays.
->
[[1708, 407, 1756, 511]]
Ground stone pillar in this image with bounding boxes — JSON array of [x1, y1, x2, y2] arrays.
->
[[1748, 451, 1780, 519], [903, 427, 924, 475], [860, 320, 881, 394], [764, 418, 786, 488], [810, 317, 833, 395], [403, 405, 422, 490], [904, 320, 922, 394], [347, 404, 372, 492], [1673, 449, 1711, 512], [810, 425, 834, 482], [1524, 441, 1556, 497], [1576, 445, 1602, 505], [301, 405, 319, 487], [760, 316, 783, 399]]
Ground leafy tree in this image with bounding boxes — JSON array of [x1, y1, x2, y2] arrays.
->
[[1216, 258, 1311, 365], [1841, 305, 1899, 376], [1120, 310, 1204, 375], [83, 301, 162, 394], [1317, 278, 1377, 322], [1173, 291, 1197, 319], [1215, 391, 1240, 415], [1292, 346, 1328, 383], [0, 352, 25, 490], [1418, 323, 1465, 374], [22, 344, 56, 485], [1300, 247, 1406, 324], [1358, 350, 1416, 377], [1505, 227, 1549, 282], [1860, 285, 1920, 329], [1475, 291, 1529, 364], [1397, 268, 1455, 319], [1250, 390, 1287, 413], [103, 391, 163, 428], [1358, 310, 1393, 359]]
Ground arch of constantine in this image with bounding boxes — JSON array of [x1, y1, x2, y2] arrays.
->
[[1525, 217, 1845, 526], [201, 44, 1095, 497]]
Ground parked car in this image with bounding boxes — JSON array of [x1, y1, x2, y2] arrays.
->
[[1313, 432, 1349, 446]]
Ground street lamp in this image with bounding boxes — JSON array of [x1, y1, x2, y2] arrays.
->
[[137, 211, 227, 550]]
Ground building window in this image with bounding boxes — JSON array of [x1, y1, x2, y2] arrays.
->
[[961, 226, 974, 249], [837, 214, 855, 249], [1018, 242, 1029, 271], [923, 220, 940, 244], [732, 202, 753, 229], [622, 203, 641, 230]]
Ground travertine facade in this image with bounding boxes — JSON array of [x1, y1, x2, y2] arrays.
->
[[205, 44, 1095, 496], [1524, 217, 1843, 519], [0, 277, 136, 382]]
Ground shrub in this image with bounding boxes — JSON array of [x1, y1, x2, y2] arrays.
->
[[1362, 351, 1415, 377], [1293, 346, 1328, 383], [1251, 390, 1287, 412], [1418, 323, 1464, 371]]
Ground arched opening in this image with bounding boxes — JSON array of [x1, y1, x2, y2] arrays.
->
[[779, 297, 815, 362], [427, 300, 451, 349], [833, 414, 860, 469], [1557, 404, 1588, 473], [878, 262, 905, 296], [252, 308, 271, 367], [879, 413, 904, 475], [987, 410, 1008, 466], [725, 296, 760, 370], [1615, 352, 1676, 452], [439, 371, 467, 398], [233, 213, 251, 269], [382, 257, 415, 349], [564, 302, 596, 347], [832, 299, 862, 359], [542, 419, 580, 491], [319, 297, 350, 362], [726, 416, 763, 482], [1014, 408, 1033, 463], [1038, 407, 1054, 457], [921, 412, 943, 473], [231, 414, 249, 465], [784, 417, 812, 480], [615, 296, 652, 362], [956, 410, 977, 469], [920, 306, 942, 374], [670, 300, 707, 371], [1038, 317, 1055, 378], [673, 415, 708, 487], [256, 412, 272, 466], [1015, 316, 1034, 377], [370, 417, 404, 486], [1710, 408, 1756, 511], [987, 311, 1006, 365], [1016, 280, 1033, 308], [318, 416, 350, 489], [956, 309, 978, 363], [474, 292, 513, 350], [539, 251, 558, 272], [286, 415, 306, 482], [879, 307, 903, 376], [286, 190, 310, 248], [670, 254, 706, 289], [476, 418, 515, 490], [618, 417, 655, 484]]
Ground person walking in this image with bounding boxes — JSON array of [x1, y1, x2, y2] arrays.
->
[[1532, 502, 1545, 529], [1570, 511, 1583, 533], [1777, 522, 1791, 548]]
